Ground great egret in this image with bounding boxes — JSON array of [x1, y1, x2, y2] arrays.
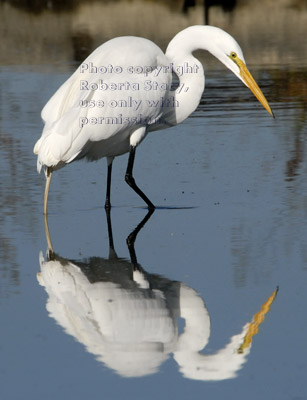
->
[[34, 25, 273, 213]]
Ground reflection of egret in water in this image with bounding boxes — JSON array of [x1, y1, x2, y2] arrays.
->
[[38, 211, 278, 380]]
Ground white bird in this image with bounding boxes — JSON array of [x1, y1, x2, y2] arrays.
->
[[34, 25, 274, 214]]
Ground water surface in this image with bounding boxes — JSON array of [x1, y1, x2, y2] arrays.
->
[[0, 1, 307, 399]]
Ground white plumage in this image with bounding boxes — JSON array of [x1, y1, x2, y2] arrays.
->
[[34, 26, 273, 213], [34, 37, 172, 170], [37, 251, 274, 380]]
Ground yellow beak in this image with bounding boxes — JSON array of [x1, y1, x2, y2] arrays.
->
[[237, 58, 274, 118]]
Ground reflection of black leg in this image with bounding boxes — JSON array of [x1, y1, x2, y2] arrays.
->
[[125, 146, 155, 209], [104, 207, 119, 260], [105, 161, 113, 210], [127, 208, 154, 268]]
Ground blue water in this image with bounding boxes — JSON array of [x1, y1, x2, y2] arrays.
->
[[0, 61, 306, 400]]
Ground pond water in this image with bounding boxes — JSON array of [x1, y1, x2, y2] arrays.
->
[[0, 1, 307, 400]]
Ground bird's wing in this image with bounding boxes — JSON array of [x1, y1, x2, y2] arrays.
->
[[36, 37, 173, 170], [41, 37, 171, 124]]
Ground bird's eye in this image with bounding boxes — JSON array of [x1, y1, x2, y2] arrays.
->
[[230, 52, 237, 59]]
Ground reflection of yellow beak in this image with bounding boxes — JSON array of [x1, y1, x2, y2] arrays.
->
[[237, 286, 279, 353], [237, 57, 274, 118]]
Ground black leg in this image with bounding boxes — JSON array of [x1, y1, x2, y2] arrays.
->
[[105, 161, 113, 209], [105, 207, 115, 251], [125, 146, 155, 209]]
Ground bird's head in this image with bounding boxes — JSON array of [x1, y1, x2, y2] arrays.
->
[[209, 27, 274, 117]]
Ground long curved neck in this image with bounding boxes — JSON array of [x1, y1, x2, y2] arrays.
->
[[164, 26, 219, 126]]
